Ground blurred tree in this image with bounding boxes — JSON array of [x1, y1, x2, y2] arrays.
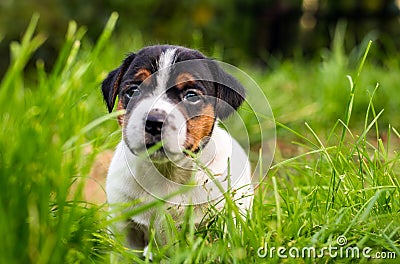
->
[[0, 0, 399, 76]]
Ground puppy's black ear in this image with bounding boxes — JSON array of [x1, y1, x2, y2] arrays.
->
[[211, 62, 246, 119], [101, 53, 136, 113]]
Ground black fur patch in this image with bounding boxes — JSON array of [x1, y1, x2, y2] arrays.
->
[[101, 45, 246, 120]]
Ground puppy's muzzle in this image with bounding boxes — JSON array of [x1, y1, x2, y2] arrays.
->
[[145, 109, 167, 148]]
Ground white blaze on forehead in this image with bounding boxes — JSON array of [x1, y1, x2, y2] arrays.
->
[[155, 48, 177, 95]]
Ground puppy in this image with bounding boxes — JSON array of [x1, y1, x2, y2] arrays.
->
[[101, 45, 253, 254]]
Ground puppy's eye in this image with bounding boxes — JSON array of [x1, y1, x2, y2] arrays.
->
[[125, 85, 140, 99], [183, 91, 200, 103]]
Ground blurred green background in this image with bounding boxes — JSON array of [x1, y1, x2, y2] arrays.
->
[[1, 0, 399, 75]]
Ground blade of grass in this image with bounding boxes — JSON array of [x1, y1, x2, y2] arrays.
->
[[0, 14, 46, 97], [338, 40, 372, 150], [92, 12, 119, 58], [343, 189, 383, 236]]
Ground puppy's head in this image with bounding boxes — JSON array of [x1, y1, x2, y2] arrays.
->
[[101, 45, 245, 160]]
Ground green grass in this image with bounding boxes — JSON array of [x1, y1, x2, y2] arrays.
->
[[0, 14, 399, 263]]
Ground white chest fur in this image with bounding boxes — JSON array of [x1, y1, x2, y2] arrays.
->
[[106, 125, 253, 229]]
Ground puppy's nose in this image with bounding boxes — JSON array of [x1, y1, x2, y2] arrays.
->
[[145, 109, 166, 136]]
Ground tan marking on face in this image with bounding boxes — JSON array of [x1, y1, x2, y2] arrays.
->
[[184, 104, 215, 152], [116, 100, 125, 126], [134, 68, 152, 85], [175, 72, 196, 90], [116, 69, 151, 127]]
